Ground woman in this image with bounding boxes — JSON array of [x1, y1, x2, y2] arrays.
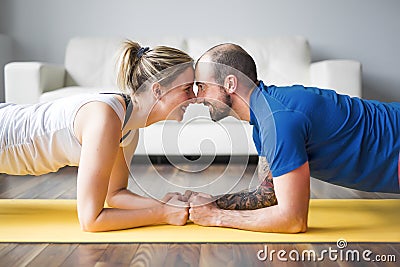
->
[[0, 40, 195, 232]]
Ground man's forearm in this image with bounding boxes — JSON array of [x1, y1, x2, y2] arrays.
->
[[215, 182, 277, 210], [189, 161, 311, 233], [215, 156, 277, 210], [214, 204, 306, 233]]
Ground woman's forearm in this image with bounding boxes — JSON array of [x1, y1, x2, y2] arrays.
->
[[81, 197, 188, 232], [106, 189, 161, 209], [79, 205, 165, 232]]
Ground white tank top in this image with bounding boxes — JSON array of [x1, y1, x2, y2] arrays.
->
[[0, 94, 127, 175]]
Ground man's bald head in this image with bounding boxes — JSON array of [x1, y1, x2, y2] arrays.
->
[[197, 43, 258, 85]]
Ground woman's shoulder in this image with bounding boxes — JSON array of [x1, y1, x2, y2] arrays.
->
[[73, 95, 124, 144], [60, 93, 125, 118]]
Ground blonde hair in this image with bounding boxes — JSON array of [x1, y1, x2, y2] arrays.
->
[[117, 40, 193, 94]]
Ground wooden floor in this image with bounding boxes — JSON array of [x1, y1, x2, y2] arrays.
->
[[0, 163, 399, 267]]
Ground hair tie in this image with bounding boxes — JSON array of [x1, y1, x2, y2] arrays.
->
[[137, 47, 150, 59]]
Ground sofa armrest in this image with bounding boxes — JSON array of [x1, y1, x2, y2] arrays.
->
[[310, 60, 362, 97], [5, 62, 66, 104]]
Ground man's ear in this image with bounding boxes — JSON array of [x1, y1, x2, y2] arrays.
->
[[224, 75, 238, 94], [151, 82, 162, 99]]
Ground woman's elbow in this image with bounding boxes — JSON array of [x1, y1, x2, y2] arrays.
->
[[105, 190, 124, 208], [79, 214, 102, 232], [80, 220, 98, 232], [105, 197, 115, 208]]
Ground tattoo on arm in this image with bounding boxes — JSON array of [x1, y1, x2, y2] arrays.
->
[[215, 157, 277, 210]]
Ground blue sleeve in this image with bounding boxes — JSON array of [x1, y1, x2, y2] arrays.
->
[[260, 111, 309, 177], [252, 125, 262, 155]]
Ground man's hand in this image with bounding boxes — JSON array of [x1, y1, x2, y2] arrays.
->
[[163, 195, 189, 226], [189, 195, 221, 227]]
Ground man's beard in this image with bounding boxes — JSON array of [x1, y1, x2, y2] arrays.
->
[[210, 89, 232, 122]]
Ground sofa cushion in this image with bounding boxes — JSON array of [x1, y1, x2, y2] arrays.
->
[[186, 36, 311, 86]]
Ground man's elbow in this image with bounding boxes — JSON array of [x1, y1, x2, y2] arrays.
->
[[284, 215, 308, 233], [260, 209, 308, 233], [256, 214, 308, 233], [286, 220, 307, 233]]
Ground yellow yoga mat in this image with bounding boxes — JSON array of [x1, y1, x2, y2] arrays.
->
[[0, 199, 399, 243]]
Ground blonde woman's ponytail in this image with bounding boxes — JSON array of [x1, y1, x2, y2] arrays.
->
[[117, 40, 142, 93], [117, 39, 193, 94]]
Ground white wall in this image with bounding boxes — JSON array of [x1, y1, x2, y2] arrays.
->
[[0, 34, 12, 102], [0, 0, 399, 102]]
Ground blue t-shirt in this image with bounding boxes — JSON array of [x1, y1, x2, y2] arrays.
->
[[250, 81, 400, 193]]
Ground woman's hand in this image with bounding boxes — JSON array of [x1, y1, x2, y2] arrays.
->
[[184, 190, 214, 202], [161, 192, 188, 203], [163, 195, 189, 226]]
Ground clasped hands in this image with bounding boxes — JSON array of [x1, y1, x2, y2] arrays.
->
[[161, 190, 222, 227]]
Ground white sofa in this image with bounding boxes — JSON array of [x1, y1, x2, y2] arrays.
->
[[4, 36, 362, 156]]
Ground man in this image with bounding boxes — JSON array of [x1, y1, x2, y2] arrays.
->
[[188, 43, 400, 233]]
